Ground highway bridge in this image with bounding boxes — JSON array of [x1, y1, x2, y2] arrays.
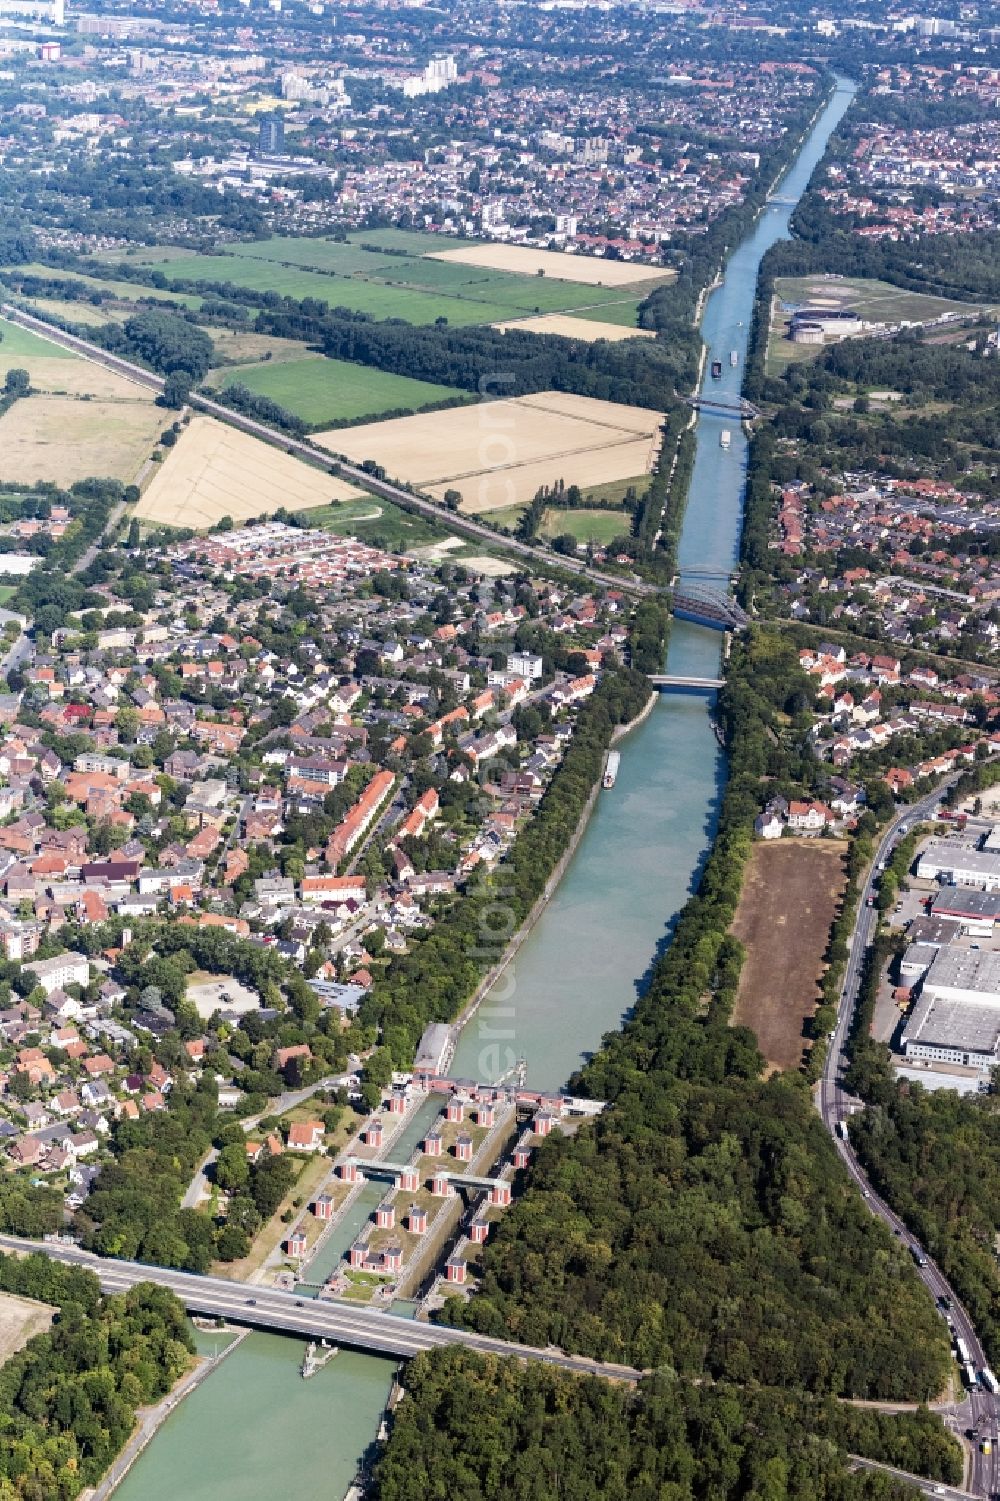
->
[[648, 674, 724, 692], [0, 1234, 642, 1381]]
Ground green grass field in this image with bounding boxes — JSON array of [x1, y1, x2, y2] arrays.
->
[[218, 356, 465, 425], [581, 474, 648, 505], [541, 507, 630, 545], [0, 585, 18, 604], [101, 236, 642, 328], [0, 319, 75, 360], [11, 263, 203, 312], [566, 299, 646, 329], [304, 497, 451, 550]]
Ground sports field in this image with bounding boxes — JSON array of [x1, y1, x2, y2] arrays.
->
[[540, 508, 631, 545], [133, 415, 364, 530], [430, 243, 672, 288], [492, 313, 655, 343], [217, 356, 465, 426], [319, 392, 664, 513]]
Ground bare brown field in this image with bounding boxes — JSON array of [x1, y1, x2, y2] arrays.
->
[[730, 839, 847, 1073], [430, 243, 673, 288], [133, 413, 364, 530], [491, 313, 655, 343], [0, 395, 163, 486], [0, 1293, 52, 1364], [319, 392, 664, 513]]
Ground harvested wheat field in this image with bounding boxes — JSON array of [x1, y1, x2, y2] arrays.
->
[[730, 838, 847, 1074], [492, 314, 655, 343], [429, 243, 673, 288], [320, 392, 664, 513], [133, 414, 364, 530], [0, 1293, 52, 1365], [0, 395, 163, 486]]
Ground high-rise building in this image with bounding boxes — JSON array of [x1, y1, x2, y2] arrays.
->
[[258, 113, 285, 156]]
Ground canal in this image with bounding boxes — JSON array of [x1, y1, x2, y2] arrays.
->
[[114, 74, 857, 1500]]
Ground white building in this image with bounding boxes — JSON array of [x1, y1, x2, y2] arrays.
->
[[24, 952, 89, 995], [916, 839, 1000, 892]]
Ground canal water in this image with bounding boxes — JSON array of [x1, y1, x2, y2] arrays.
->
[[114, 75, 856, 1500]]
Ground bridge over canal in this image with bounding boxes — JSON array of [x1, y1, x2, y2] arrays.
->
[[0, 1235, 643, 1381]]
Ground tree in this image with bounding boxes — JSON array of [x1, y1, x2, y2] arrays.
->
[[162, 370, 192, 409], [215, 1142, 250, 1193], [4, 368, 29, 398]]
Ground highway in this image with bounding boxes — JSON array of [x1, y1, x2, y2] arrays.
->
[[819, 779, 1000, 1500], [0, 1234, 642, 1382], [0, 304, 662, 601]]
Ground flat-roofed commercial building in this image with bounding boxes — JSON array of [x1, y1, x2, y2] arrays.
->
[[902, 946, 1000, 1071], [916, 839, 1000, 892], [931, 886, 1000, 935], [902, 991, 1000, 1072]]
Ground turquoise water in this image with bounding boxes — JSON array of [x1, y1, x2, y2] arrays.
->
[[114, 77, 856, 1501], [114, 1334, 394, 1501]]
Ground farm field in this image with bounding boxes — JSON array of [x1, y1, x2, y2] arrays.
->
[[95, 235, 648, 326], [0, 322, 162, 483], [12, 263, 203, 311], [0, 1294, 53, 1365], [540, 507, 630, 545], [217, 356, 465, 426], [581, 474, 648, 505], [0, 317, 146, 400], [730, 839, 848, 1073], [319, 392, 664, 513], [430, 243, 673, 287], [0, 396, 163, 486], [132, 414, 364, 530], [492, 312, 655, 343], [568, 299, 647, 328]]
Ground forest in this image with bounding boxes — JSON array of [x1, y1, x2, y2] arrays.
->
[[0, 1253, 193, 1500], [373, 1349, 959, 1501], [429, 630, 949, 1401]]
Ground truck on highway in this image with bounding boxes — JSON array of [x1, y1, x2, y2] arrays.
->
[[836, 1121, 849, 1141], [964, 1361, 979, 1389], [982, 1367, 1000, 1395], [956, 1336, 971, 1366]]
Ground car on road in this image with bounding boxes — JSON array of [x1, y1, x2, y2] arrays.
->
[[246, 1297, 257, 1305]]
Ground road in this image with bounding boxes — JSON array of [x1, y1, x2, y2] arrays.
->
[[0, 1233, 642, 1381], [72, 499, 126, 577], [850, 1455, 976, 1499], [0, 303, 662, 600], [819, 778, 1000, 1500]]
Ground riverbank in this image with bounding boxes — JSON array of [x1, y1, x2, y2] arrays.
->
[[85, 1327, 251, 1501]]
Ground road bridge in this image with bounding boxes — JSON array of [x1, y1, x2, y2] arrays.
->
[[0, 1235, 642, 1381], [687, 395, 759, 420], [647, 674, 724, 692]]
